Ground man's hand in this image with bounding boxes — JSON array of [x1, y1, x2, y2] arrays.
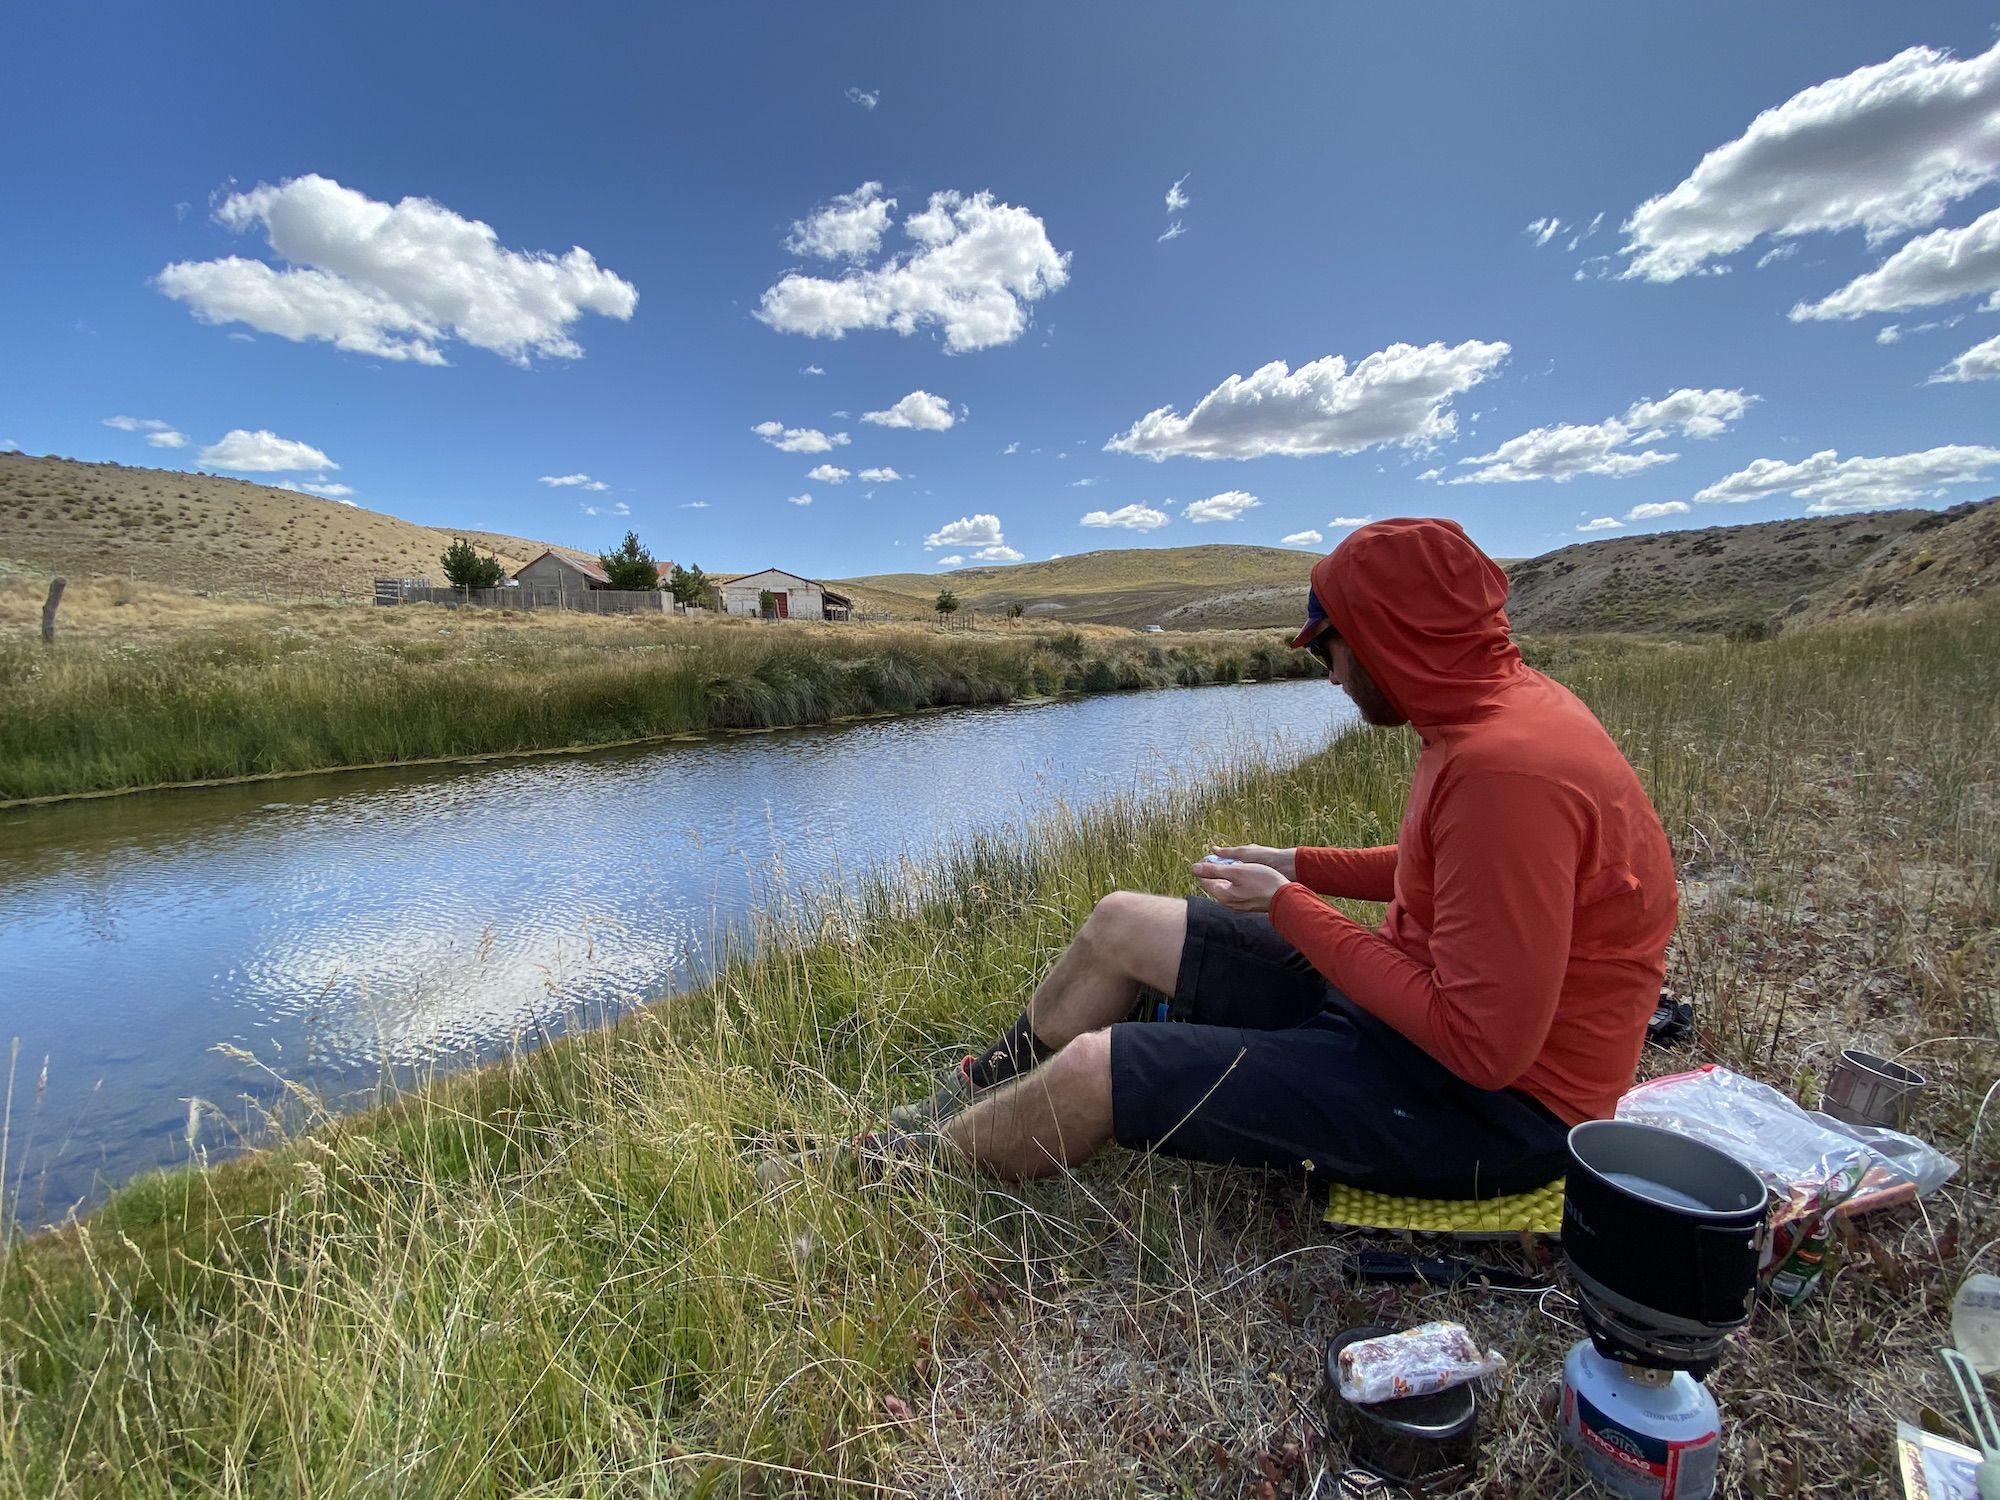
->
[[1191, 857, 1292, 914], [1208, 844, 1297, 880]]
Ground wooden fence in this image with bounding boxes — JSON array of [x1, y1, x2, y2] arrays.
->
[[373, 579, 686, 614]]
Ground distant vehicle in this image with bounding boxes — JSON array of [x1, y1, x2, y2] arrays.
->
[[1142, 624, 1164, 633]]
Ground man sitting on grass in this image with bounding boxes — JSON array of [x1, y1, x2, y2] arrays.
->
[[768, 517, 1678, 1197]]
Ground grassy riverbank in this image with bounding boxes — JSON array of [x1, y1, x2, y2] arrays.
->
[[0, 576, 1316, 802], [1, 601, 1995, 1497]]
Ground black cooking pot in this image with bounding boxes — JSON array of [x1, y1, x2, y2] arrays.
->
[[1562, 1120, 1769, 1333]]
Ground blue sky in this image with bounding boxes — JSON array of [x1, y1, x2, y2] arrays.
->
[[3, 4, 1996, 577]]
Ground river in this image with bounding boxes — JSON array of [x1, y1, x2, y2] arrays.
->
[[0, 678, 1353, 1222]]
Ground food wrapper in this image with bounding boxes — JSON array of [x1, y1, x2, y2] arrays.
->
[[1616, 1064, 1958, 1275], [1334, 1321, 1505, 1405]]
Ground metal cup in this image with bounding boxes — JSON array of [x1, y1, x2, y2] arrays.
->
[[1820, 1048, 1926, 1129]]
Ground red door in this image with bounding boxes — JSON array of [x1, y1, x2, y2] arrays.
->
[[774, 592, 789, 618]]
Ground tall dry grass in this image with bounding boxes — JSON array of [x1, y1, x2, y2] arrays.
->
[[0, 601, 1992, 1497], [0, 577, 1313, 801]]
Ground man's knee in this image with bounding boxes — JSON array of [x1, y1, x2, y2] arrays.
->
[[1079, 889, 1180, 956], [1042, 1026, 1113, 1098]]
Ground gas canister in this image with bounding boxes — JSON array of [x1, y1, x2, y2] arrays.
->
[[1560, 1341, 1720, 1500]]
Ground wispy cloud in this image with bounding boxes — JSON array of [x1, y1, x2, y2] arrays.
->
[[845, 87, 879, 111], [540, 472, 608, 491]]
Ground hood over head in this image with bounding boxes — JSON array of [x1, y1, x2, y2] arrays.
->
[[1298, 518, 1522, 728]]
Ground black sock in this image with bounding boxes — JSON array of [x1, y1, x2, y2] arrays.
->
[[966, 1012, 1056, 1091]]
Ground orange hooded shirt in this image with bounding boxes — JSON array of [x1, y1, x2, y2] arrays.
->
[[1267, 518, 1677, 1125]]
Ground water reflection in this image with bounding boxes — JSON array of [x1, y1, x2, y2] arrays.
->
[[0, 680, 1351, 1219]]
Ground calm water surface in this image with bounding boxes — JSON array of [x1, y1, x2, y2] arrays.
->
[[0, 679, 1352, 1220]]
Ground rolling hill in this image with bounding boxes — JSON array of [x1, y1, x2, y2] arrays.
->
[[0, 451, 581, 594], [1502, 500, 1995, 636], [841, 543, 1317, 628], [4, 451, 1992, 633]]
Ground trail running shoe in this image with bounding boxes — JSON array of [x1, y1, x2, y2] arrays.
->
[[755, 1125, 949, 1194], [886, 1054, 979, 1132]]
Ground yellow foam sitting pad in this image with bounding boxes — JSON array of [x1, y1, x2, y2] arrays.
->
[[1324, 1178, 1565, 1238]]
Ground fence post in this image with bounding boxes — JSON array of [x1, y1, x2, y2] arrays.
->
[[41, 577, 66, 643]]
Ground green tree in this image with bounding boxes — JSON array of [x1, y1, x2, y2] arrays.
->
[[1005, 601, 1025, 624], [935, 588, 961, 623], [598, 530, 660, 591], [758, 588, 779, 619], [440, 536, 504, 589], [667, 562, 715, 609]]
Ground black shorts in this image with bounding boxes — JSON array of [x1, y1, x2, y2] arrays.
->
[[1108, 898, 1570, 1198]]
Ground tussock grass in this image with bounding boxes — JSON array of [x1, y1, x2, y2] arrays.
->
[[0, 602, 1994, 1497], [0, 577, 1314, 801]]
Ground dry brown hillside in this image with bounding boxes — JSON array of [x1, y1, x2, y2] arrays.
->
[[1781, 497, 2000, 628], [1502, 506, 1962, 636], [0, 451, 580, 594]]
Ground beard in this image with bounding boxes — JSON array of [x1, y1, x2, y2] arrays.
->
[[1343, 671, 1407, 728]]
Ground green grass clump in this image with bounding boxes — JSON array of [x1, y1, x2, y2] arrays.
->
[[0, 601, 1993, 1496]]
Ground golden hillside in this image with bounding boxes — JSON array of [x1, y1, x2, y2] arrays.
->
[[0, 452, 579, 595], [840, 543, 1316, 627]]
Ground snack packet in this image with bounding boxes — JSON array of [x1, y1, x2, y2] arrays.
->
[[1334, 1321, 1505, 1405]]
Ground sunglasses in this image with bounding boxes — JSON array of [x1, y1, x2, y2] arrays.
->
[[1303, 629, 1338, 674]]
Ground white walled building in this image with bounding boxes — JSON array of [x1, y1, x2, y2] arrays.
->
[[718, 568, 853, 621]]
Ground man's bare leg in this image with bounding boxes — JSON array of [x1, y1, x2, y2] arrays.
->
[[1022, 891, 1187, 1044], [943, 1029, 1114, 1180], [888, 891, 1188, 1133]]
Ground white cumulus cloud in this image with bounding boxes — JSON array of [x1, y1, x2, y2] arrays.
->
[[787, 493, 812, 506], [1106, 342, 1510, 461], [935, 554, 964, 567], [845, 87, 879, 111], [1281, 529, 1324, 547], [147, 430, 187, 448], [199, 428, 336, 472], [785, 182, 896, 263], [972, 545, 1023, 562], [1182, 489, 1260, 523], [1453, 388, 1754, 484], [753, 421, 849, 454], [156, 174, 637, 365], [303, 481, 354, 498], [924, 513, 1006, 550], [1080, 503, 1171, 532], [856, 466, 902, 482], [540, 473, 608, 490], [1790, 205, 2000, 322], [757, 187, 1070, 353], [862, 390, 955, 430], [1576, 517, 1624, 533], [1693, 444, 2000, 511], [1332, 515, 1373, 527], [1619, 42, 2000, 281], [1930, 332, 2000, 382], [1624, 500, 1691, 522]]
